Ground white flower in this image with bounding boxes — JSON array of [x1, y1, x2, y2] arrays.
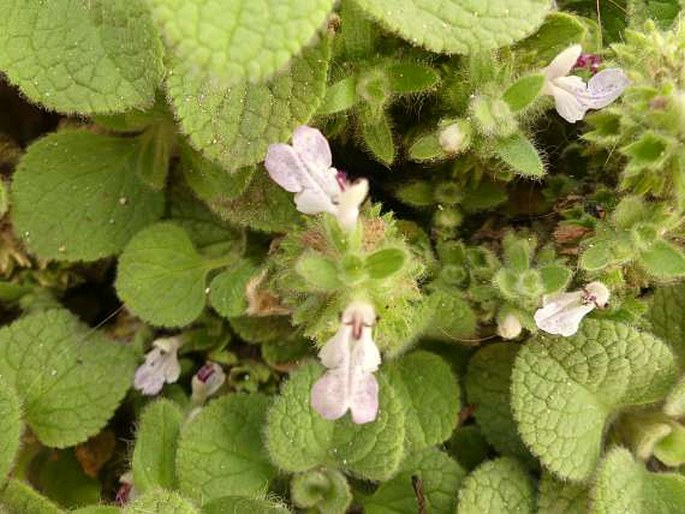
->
[[534, 281, 610, 337], [264, 125, 368, 232], [543, 45, 629, 123], [191, 361, 226, 404], [310, 301, 381, 424], [133, 336, 183, 395], [497, 312, 523, 339], [438, 122, 468, 154]]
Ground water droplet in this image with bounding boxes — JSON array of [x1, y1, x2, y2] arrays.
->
[[119, 197, 128, 205], [58, 245, 66, 253], [50, 369, 57, 377]]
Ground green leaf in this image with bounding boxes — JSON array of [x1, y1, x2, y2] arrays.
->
[[179, 144, 255, 203], [470, 96, 516, 138], [639, 240, 685, 279], [460, 181, 507, 212], [295, 253, 342, 291], [653, 423, 685, 467], [423, 290, 477, 341], [457, 457, 535, 514], [264, 363, 406, 480], [386, 351, 460, 451], [0, 180, 7, 218], [318, 77, 358, 115], [538, 472, 589, 514], [384, 63, 440, 94], [265, 363, 334, 473], [446, 426, 490, 472], [353, 0, 549, 54], [202, 496, 290, 514], [365, 248, 407, 280], [0, 378, 21, 480], [291, 468, 351, 514], [363, 448, 465, 514], [134, 123, 175, 190], [396, 181, 435, 207], [11, 130, 164, 262], [359, 108, 395, 166], [494, 134, 545, 178], [149, 0, 333, 86], [0, 309, 136, 448], [466, 343, 532, 461], [502, 73, 545, 112], [407, 133, 447, 162], [176, 394, 277, 503], [0, 478, 62, 514], [591, 447, 685, 514], [168, 37, 330, 171], [116, 223, 223, 327], [512, 320, 678, 481], [206, 168, 300, 232], [132, 400, 184, 493], [72, 507, 121, 514], [664, 376, 685, 417], [539, 265, 572, 294], [650, 283, 685, 368], [0, 0, 163, 114], [209, 261, 259, 319], [124, 489, 199, 514], [514, 12, 587, 62]]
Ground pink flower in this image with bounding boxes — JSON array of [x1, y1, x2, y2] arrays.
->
[[311, 301, 381, 424], [265, 126, 368, 232]]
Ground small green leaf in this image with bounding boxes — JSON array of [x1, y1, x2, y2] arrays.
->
[[291, 468, 351, 514], [460, 181, 507, 212], [494, 134, 545, 178], [0, 310, 136, 448], [359, 108, 395, 166], [396, 181, 435, 207], [639, 239, 685, 279], [650, 283, 685, 368], [457, 457, 535, 514], [363, 448, 465, 514], [664, 376, 685, 417], [72, 507, 121, 514], [384, 62, 440, 94], [365, 248, 407, 280], [0, 377, 21, 480], [386, 352, 460, 451], [353, 0, 549, 54], [132, 400, 184, 493], [466, 343, 532, 462], [134, 123, 175, 190], [653, 423, 685, 467], [179, 144, 255, 203], [470, 96, 517, 138], [168, 37, 330, 171], [209, 261, 259, 319], [206, 168, 301, 233], [0, 478, 62, 514], [124, 489, 199, 514], [149, 0, 334, 86], [591, 447, 685, 514], [116, 223, 221, 327], [423, 290, 477, 341], [0, 180, 7, 218], [407, 133, 447, 162], [538, 472, 589, 514], [539, 265, 572, 294], [514, 12, 587, 62], [502, 73, 545, 112], [11, 130, 164, 262], [295, 253, 342, 291], [318, 77, 358, 115], [512, 320, 678, 481], [0, 0, 163, 114], [202, 496, 291, 514], [176, 395, 277, 503]]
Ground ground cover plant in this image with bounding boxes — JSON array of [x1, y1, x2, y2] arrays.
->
[[1, 0, 685, 512]]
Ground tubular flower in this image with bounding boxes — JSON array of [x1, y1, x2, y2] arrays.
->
[[543, 45, 629, 123], [264, 125, 368, 232], [310, 301, 381, 424], [534, 281, 610, 337]]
